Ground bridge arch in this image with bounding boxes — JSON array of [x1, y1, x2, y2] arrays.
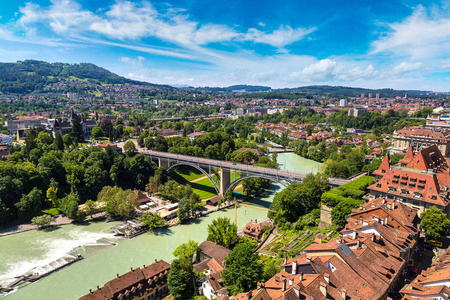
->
[[224, 174, 292, 197], [166, 162, 220, 195]]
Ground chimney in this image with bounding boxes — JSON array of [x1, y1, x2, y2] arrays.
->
[[357, 238, 361, 248], [282, 279, 287, 292], [319, 281, 327, 296], [392, 201, 396, 209], [299, 272, 303, 282], [155, 259, 158, 263], [371, 234, 376, 242], [89, 289, 93, 294], [284, 257, 288, 265], [130, 267, 134, 271], [341, 288, 347, 299], [292, 261, 298, 275], [324, 274, 330, 284], [306, 256, 311, 263], [385, 216, 388, 225], [289, 279, 293, 286], [143, 265, 146, 268], [247, 291, 252, 300], [97, 285, 100, 290], [359, 216, 363, 224], [352, 231, 356, 240], [382, 198, 386, 204], [116, 274, 120, 278]]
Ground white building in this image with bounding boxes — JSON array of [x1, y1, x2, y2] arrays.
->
[[339, 99, 348, 106]]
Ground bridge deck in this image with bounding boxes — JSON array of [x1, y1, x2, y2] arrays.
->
[[138, 149, 350, 186]]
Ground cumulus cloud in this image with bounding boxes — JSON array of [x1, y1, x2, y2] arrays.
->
[[288, 59, 338, 82], [339, 65, 378, 81]]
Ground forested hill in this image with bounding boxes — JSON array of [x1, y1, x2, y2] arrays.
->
[[196, 84, 272, 93], [275, 85, 434, 98], [0, 60, 170, 94]]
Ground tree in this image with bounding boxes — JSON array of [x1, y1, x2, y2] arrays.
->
[[123, 140, 137, 156], [168, 258, 195, 300], [60, 193, 84, 222], [92, 126, 104, 139], [15, 187, 43, 220], [177, 196, 191, 223], [62, 134, 73, 148], [84, 199, 96, 218], [46, 186, 59, 208], [139, 212, 164, 231], [105, 188, 137, 218], [54, 132, 64, 151], [31, 214, 54, 228], [71, 114, 84, 142], [331, 198, 363, 227], [206, 217, 237, 248], [222, 239, 263, 295], [420, 206, 450, 240], [173, 240, 200, 261]]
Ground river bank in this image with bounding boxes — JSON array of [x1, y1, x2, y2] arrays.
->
[[0, 153, 321, 300]]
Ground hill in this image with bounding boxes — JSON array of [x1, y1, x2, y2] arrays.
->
[[0, 60, 169, 94], [196, 84, 271, 93], [275, 85, 434, 98]]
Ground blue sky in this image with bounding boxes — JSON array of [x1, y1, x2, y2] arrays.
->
[[1, 0, 450, 90]]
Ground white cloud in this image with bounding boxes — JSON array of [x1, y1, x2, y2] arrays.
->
[[339, 65, 378, 81], [441, 59, 450, 69], [372, 5, 450, 59], [288, 59, 338, 82], [120, 56, 145, 68], [386, 61, 424, 76], [242, 25, 315, 48]]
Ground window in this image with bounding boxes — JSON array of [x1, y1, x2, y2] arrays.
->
[[409, 183, 416, 188]]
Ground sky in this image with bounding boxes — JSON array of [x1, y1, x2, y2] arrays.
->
[[1, 0, 450, 91]]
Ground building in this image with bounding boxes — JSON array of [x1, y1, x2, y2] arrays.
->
[[80, 260, 170, 300], [391, 126, 450, 156], [339, 99, 348, 107], [235, 197, 420, 300], [425, 107, 450, 129], [348, 107, 367, 117], [243, 219, 273, 240], [0, 143, 11, 158], [194, 241, 231, 299], [0, 134, 13, 144], [368, 145, 450, 217], [52, 110, 97, 139], [67, 92, 79, 101], [376, 93, 380, 100], [4, 117, 49, 137], [400, 247, 450, 299]]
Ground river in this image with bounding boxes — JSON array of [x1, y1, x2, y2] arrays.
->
[[0, 153, 321, 300]]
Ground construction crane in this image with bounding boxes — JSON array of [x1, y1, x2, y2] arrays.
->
[[234, 202, 276, 225]]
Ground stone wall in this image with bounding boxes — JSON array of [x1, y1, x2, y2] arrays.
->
[[318, 203, 334, 229]]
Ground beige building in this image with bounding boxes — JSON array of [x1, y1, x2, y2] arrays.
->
[[391, 126, 450, 157]]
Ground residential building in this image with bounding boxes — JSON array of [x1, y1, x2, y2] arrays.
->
[[242, 219, 273, 240], [339, 99, 348, 107], [0, 143, 11, 158], [368, 145, 450, 217], [0, 134, 13, 144], [391, 126, 450, 156], [400, 247, 450, 299], [52, 110, 97, 139], [79, 260, 170, 300]]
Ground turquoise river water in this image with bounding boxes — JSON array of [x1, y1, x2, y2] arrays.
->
[[0, 153, 321, 300]]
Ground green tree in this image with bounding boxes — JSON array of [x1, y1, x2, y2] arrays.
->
[[139, 212, 164, 231], [15, 187, 43, 220], [71, 114, 84, 142], [331, 198, 363, 227], [168, 258, 195, 300], [206, 217, 237, 248], [222, 239, 263, 295], [172, 240, 200, 262], [91, 126, 104, 139], [62, 134, 73, 148], [31, 214, 54, 228], [46, 186, 59, 208], [123, 140, 137, 156], [105, 189, 137, 218], [177, 196, 191, 223], [84, 199, 96, 218], [420, 206, 450, 240], [54, 132, 64, 151]]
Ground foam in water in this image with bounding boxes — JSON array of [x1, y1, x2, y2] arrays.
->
[[0, 228, 118, 286]]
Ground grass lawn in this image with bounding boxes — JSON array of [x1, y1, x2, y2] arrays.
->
[[190, 177, 219, 200], [172, 166, 206, 183], [42, 208, 60, 216]]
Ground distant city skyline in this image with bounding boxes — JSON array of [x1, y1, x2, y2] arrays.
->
[[1, 0, 450, 91]]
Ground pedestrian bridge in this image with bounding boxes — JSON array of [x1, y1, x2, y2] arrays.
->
[[135, 149, 351, 196]]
